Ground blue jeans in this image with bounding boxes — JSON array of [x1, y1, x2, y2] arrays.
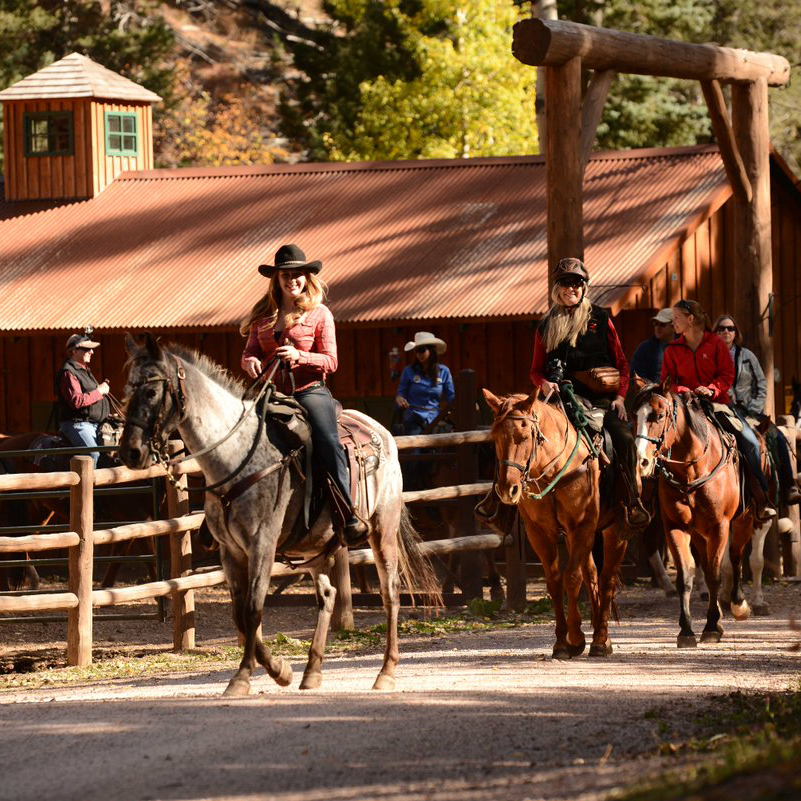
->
[[732, 407, 768, 492], [59, 420, 100, 467]]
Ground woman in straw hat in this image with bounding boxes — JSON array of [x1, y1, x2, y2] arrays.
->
[[240, 243, 367, 544], [395, 332, 455, 490]]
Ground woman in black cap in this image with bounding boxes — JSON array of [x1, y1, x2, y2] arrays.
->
[[240, 244, 368, 544], [529, 257, 650, 530]]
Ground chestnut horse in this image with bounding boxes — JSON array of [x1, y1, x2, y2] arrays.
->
[[632, 378, 752, 648], [483, 388, 628, 659]]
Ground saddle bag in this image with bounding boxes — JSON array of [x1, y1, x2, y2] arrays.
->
[[260, 390, 312, 451], [573, 367, 620, 395]]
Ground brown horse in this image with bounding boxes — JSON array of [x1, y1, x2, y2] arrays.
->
[[482, 388, 628, 659], [632, 377, 752, 648]]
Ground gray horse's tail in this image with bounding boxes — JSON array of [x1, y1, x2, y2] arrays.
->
[[397, 504, 443, 608]]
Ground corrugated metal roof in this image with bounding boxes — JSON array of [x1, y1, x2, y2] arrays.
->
[[0, 146, 732, 331], [0, 53, 161, 103]]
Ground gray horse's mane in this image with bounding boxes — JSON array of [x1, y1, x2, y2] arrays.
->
[[166, 343, 247, 399]]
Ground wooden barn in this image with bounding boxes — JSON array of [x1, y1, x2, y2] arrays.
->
[[1, 55, 800, 433]]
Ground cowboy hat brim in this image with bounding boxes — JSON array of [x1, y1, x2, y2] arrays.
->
[[258, 260, 322, 277], [404, 337, 446, 355], [67, 338, 101, 350]]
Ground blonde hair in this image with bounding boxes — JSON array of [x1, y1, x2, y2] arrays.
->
[[239, 272, 328, 337], [542, 284, 593, 351]]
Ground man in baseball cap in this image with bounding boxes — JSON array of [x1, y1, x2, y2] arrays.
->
[[630, 309, 675, 384], [55, 327, 110, 465]]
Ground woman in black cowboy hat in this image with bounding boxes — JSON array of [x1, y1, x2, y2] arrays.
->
[[530, 257, 650, 530], [240, 243, 368, 544]]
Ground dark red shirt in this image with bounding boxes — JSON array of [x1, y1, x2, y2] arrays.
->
[[60, 367, 102, 410]]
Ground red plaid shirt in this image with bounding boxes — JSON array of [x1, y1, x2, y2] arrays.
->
[[241, 304, 338, 393]]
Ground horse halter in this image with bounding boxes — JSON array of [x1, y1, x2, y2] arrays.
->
[[496, 412, 547, 478], [125, 356, 188, 453], [635, 395, 678, 458]]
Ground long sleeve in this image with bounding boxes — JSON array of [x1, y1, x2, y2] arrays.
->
[[397, 365, 413, 401], [661, 345, 691, 395], [241, 322, 266, 369], [529, 329, 547, 387], [441, 366, 455, 405], [606, 318, 630, 397], [743, 349, 767, 415], [709, 337, 735, 402], [60, 371, 101, 409], [293, 306, 338, 374]]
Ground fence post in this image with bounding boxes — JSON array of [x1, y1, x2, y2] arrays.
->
[[456, 369, 483, 601], [331, 547, 354, 631], [67, 455, 94, 667], [167, 440, 195, 650], [504, 516, 528, 612], [777, 418, 801, 576]]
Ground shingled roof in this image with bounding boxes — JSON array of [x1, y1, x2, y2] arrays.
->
[[0, 53, 161, 103], [0, 145, 736, 331]]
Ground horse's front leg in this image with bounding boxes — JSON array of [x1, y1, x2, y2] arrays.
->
[[299, 569, 338, 690], [665, 525, 697, 648], [747, 518, 770, 616], [729, 516, 756, 620], [699, 526, 727, 643], [563, 527, 592, 658], [590, 526, 627, 656]]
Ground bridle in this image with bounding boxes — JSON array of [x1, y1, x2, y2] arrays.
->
[[634, 394, 679, 459], [496, 406, 586, 502]]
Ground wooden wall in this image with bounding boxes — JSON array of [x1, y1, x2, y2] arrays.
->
[[2, 98, 153, 201]]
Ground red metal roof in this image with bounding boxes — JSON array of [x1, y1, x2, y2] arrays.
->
[[0, 146, 732, 331]]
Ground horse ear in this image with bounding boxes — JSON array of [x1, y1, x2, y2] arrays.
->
[[144, 332, 163, 361], [482, 388, 502, 413], [124, 332, 139, 358], [661, 374, 673, 395], [632, 373, 648, 392], [524, 386, 540, 411]]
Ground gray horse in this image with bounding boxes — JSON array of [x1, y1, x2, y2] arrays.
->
[[119, 333, 440, 695]]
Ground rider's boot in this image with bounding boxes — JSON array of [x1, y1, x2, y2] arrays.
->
[[342, 512, 369, 547], [621, 473, 651, 534], [475, 487, 517, 540], [747, 473, 777, 521], [784, 485, 801, 506]]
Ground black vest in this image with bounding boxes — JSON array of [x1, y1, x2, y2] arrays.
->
[[56, 359, 110, 424], [540, 304, 614, 401]]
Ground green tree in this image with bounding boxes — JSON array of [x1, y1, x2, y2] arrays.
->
[[282, 0, 538, 161], [0, 0, 174, 172]]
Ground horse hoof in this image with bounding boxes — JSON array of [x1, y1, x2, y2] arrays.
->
[[223, 678, 251, 697], [677, 635, 697, 649], [752, 603, 770, 617], [372, 674, 396, 691], [589, 642, 612, 657], [730, 600, 751, 621], [567, 641, 586, 657], [299, 671, 321, 690], [552, 647, 571, 661], [700, 630, 722, 644]]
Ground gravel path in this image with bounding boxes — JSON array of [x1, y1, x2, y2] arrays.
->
[[1, 581, 799, 801]]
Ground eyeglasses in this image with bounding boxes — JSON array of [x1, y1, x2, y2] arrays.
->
[[415, 346, 429, 354], [716, 325, 736, 333], [556, 277, 584, 289]]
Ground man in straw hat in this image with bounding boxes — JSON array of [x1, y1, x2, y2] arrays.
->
[[56, 327, 110, 466]]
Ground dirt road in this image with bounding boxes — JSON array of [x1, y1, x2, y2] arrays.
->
[[1, 581, 799, 801]]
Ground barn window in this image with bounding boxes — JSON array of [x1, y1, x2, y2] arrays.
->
[[23, 112, 74, 157], [105, 111, 138, 157]]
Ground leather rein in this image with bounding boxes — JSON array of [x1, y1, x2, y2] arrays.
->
[[635, 394, 734, 494], [127, 355, 303, 520]]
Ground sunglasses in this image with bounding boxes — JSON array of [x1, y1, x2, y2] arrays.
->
[[415, 346, 430, 354], [556, 277, 584, 289], [716, 325, 736, 332]]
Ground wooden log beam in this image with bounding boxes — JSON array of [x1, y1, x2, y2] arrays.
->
[[513, 19, 790, 86], [546, 56, 584, 282], [0, 470, 78, 491], [394, 430, 491, 450], [402, 482, 493, 504], [0, 531, 79, 552], [700, 80, 752, 203], [580, 69, 614, 177], [0, 592, 78, 613], [167, 440, 195, 651], [731, 78, 774, 415], [67, 456, 94, 667], [346, 534, 503, 567], [93, 513, 205, 546]]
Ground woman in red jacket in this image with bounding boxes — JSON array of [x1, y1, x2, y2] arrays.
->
[[240, 243, 368, 544], [661, 298, 775, 519]]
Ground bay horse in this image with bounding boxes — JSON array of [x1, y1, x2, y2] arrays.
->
[[119, 333, 440, 695], [482, 387, 628, 659], [632, 377, 753, 648]]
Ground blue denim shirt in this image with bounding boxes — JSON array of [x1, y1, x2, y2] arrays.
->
[[397, 363, 455, 424]]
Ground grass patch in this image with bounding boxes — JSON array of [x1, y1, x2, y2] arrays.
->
[[612, 685, 801, 801]]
